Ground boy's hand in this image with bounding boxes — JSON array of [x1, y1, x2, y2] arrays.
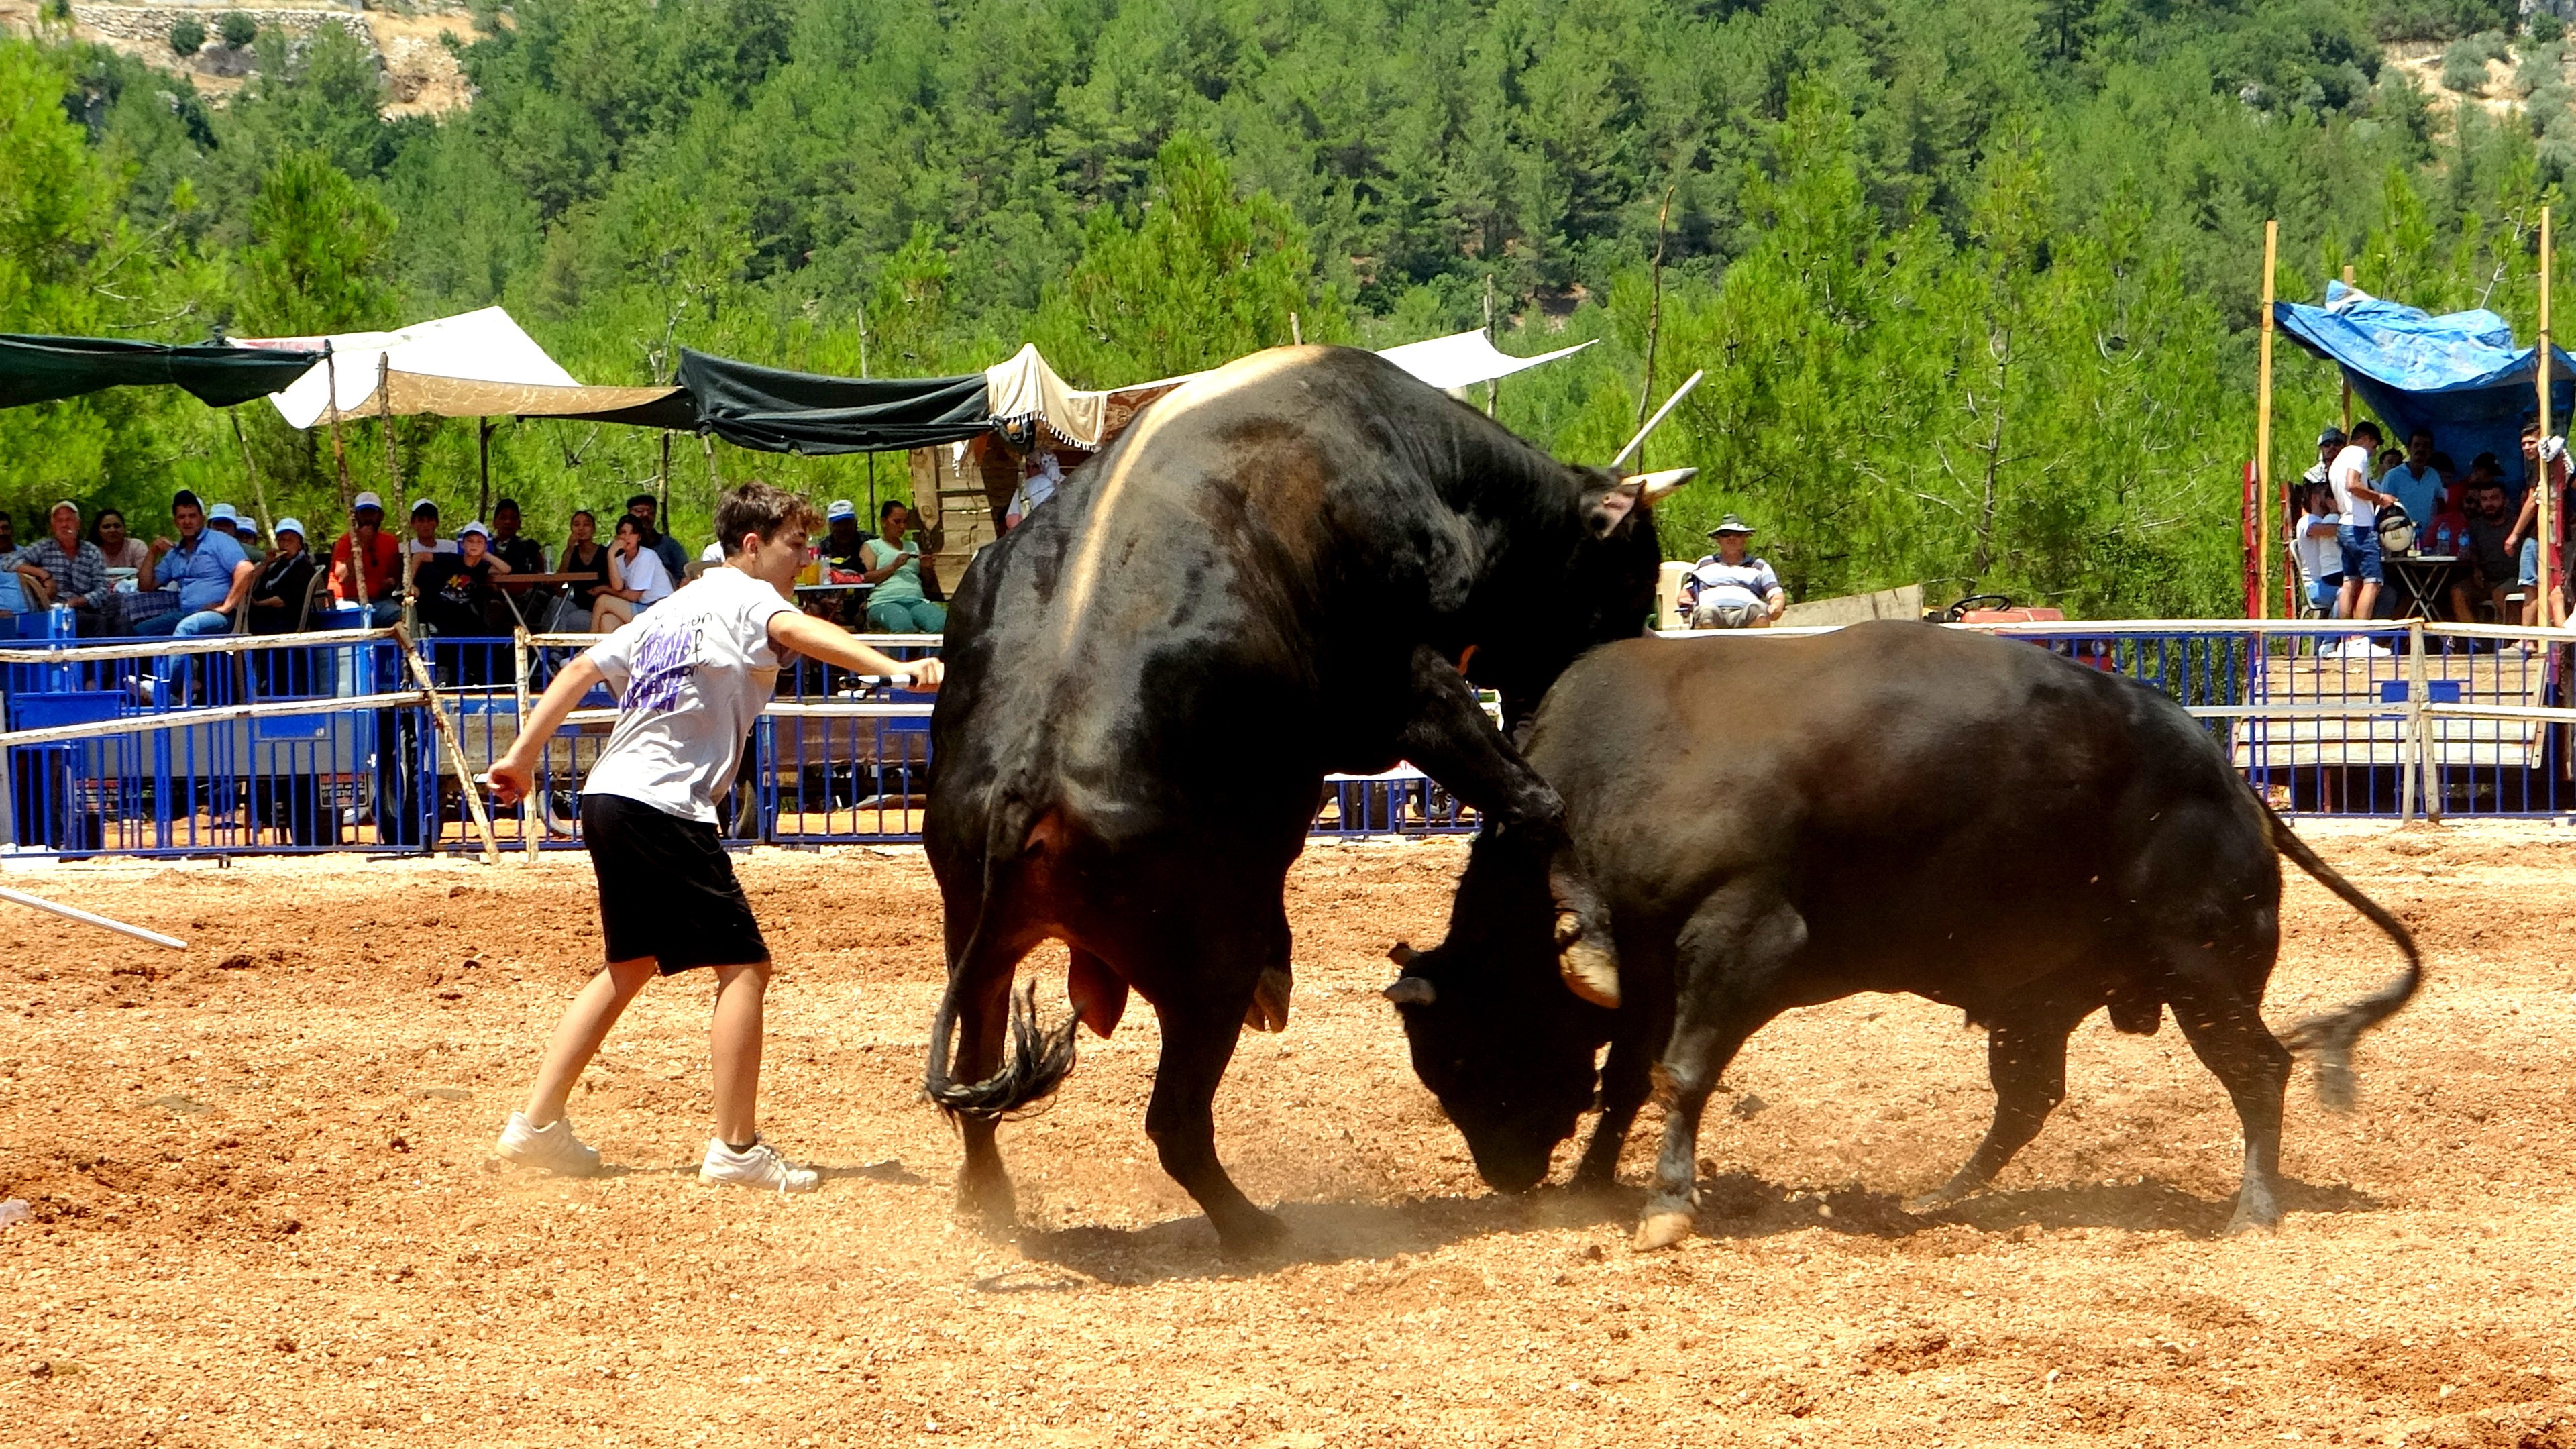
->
[[486, 751, 535, 806], [907, 658, 945, 692]]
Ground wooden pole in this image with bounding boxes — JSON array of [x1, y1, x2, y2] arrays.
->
[[393, 623, 503, 865], [2340, 262, 2356, 435], [515, 626, 539, 862], [1289, 311, 1302, 346], [2541, 205, 2557, 629], [229, 411, 272, 551], [2257, 221, 2279, 622]]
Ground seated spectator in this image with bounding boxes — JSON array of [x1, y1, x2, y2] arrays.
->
[[0, 508, 14, 553], [88, 508, 148, 572], [2463, 471, 2518, 623], [1006, 447, 1064, 530], [820, 499, 875, 572], [551, 509, 610, 631], [414, 521, 515, 637], [488, 498, 547, 575], [592, 515, 673, 632], [626, 493, 689, 580], [862, 500, 946, 633], [135, 490, 252, 637], [2292, 482, 2344, 618], [13, 500, 111, 635], [1680, 514, 1788, 629], [2379, 429, 2443, 530], [405, 498, 455, 559], [247, 518, 318, 634], [233, 516, 267, 564], [329, 490, 403, 627]]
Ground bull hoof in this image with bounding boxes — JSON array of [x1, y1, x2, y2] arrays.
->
[[1631, 1210, 1693, 1252], [956, 1173, 1017, 1232], [1557, 938, 1622, 1010], [2222, 1196, 2282, 1236], [1214, 1208, 1289, 1256], [1242, 967, 1292, 1034]]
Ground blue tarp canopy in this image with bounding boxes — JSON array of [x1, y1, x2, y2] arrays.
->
[[2273, 280, 2576, 491]]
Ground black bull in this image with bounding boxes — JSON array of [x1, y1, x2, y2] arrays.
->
[[1389, 623, 2422, 1249], [922, 345, 1686, 1248]]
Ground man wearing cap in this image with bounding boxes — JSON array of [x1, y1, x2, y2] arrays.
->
[[134, 490, 252, 637], [331, 492, 402, 627], [248, 518, 317, 635], [816, 499, 876, 625], [9, 500, 109, 633], [1680, 514, 1788, 629]]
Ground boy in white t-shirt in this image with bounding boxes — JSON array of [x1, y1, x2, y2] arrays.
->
[[484, 481, 945, 1189]]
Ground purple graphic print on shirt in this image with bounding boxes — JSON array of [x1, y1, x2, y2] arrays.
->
[[625, 620, 700, 712]]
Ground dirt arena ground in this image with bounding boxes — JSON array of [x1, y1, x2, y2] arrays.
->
[[0, 822, 2570, 1447]]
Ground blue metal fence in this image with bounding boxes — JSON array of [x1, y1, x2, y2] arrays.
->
[[4, 621, 2570, 860]]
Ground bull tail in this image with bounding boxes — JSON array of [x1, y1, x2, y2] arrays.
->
[[2257, 794, 2424, 1110], [923, 791, 1079, 1121]]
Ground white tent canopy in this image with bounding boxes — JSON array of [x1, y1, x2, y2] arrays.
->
[[983, 329, 1594, 450], [235, 307, 586, 429], [1372, 329, 1593, 392]]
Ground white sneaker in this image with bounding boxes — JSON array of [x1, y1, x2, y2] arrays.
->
[[700, 1136, 820, 1193], [495, 1111, 601, 1177]]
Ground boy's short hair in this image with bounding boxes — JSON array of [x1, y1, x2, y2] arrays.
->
[[714, 480, 820, 556], [2350, 420, 2383, 444]]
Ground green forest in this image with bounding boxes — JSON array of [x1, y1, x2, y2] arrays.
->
[[4, 0, 2573, 615]]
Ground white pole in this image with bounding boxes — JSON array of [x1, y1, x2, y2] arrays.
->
[[0, 885, 185, 949], [1611, 369, 1704, 470]]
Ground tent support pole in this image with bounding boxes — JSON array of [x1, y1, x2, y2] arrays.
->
[[477, 417, 494, 525], [2340, 263, 2355, 435], [386, 356, 415, 639], [702, 433, 718, 497], [1483, 274, 1499, 417], [2257, 221, 2277, 621], [229, 410, 272, 553], [325, 343, 364, 611], [2542, 205, 2557, 631]]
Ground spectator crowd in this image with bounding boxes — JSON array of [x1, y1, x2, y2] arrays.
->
[[0, 486, 955, 641]]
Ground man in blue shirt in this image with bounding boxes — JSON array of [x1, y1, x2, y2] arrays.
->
[[2379, 427, 2443, 533], [136, 491, 253, 637]]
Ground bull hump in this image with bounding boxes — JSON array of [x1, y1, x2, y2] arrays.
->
[[1049, 348, 1322, 653]]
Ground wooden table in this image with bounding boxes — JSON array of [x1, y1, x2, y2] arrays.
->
[[492, 573, 594, 588]]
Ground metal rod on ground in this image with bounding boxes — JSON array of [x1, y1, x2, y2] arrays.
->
[[516, 627, 539, 862], [2257, 220, 2277, 621], [0, 886, 184, 950], [1610, 370, 1704, 470], [392, 624, 503, 865]]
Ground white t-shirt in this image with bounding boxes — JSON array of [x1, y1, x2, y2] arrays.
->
[[2329, 443, 2377, 527], [580, 566, 798, 823], [618, 545, 675, 605], [2292, 511, 2343, 586]]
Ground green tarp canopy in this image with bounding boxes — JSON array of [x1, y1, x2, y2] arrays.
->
[[0, 334, 327, 410]]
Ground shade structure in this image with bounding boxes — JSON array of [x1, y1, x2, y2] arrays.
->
[[0, 334, 324, 410], [1372, 329, 1594, 392], [673, 349, 992, 453], [2273, 280, 2576, 490], [350, 370, 691, 425], [235, 307, 600, 427]]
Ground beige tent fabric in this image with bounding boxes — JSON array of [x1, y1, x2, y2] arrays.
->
[[369, 371, 681, 419], [983, 343, 1106, 448]]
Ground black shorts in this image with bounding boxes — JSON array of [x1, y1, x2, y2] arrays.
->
[[580, 792, 769, 974]]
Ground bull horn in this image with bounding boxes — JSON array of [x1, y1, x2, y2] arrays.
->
[[1558, 941, 1623, 1009], [1620, 467, 1695, 504], [1383, 976, 1438, 1006], [1387, 941, 1419, 967]]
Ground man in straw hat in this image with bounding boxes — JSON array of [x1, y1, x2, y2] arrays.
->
[[1680, 513, 1788, 629]]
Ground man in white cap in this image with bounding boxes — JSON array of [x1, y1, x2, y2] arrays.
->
[[1680, 513, 1788, 628], [248, 517, 317, 634]]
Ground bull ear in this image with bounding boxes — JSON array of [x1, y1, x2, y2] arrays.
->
[[1621, 467, 1695, 506], [1387, 941, 1419, 967], [1383, 976, 1438, 1006], [1586, 478, 1643, 537]]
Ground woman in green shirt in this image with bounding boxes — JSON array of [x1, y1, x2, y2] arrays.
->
[[861, 501, 946, 633]]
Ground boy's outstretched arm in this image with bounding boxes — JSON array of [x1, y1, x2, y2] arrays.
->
[[487, 656, 608, 805], [767, 611, 945, 690]]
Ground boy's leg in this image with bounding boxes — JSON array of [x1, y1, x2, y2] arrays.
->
[[522, 956, 659, 1127], [710, 959, 771, 1146]]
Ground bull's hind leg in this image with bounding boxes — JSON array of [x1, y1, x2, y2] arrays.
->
[[2167, 975, 2293, 1234], [950, 945, 1025, 1228], [1906, 984, 2100, 1212], [1635, 885, 1806, 1250], [1144, 986, 1285, 1252]]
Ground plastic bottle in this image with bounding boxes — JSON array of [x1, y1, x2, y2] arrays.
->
[[48, 602, 73, 638]]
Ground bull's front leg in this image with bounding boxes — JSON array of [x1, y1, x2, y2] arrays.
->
[[1393, 645, 1621, 1006]]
